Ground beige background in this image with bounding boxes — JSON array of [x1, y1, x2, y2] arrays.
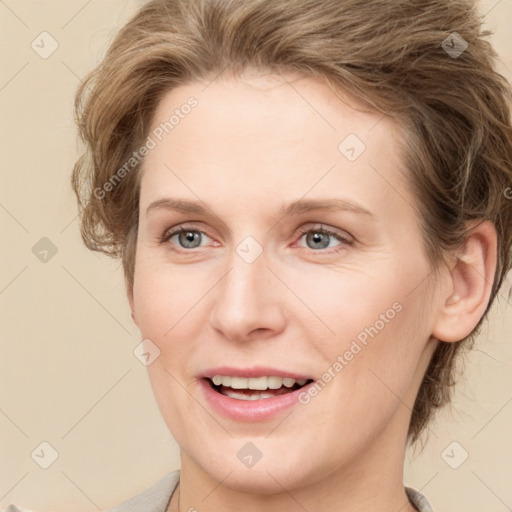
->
[[0, 1, 511, 510]]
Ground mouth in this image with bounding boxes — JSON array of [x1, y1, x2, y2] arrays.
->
[[205, 375, 314, 401]]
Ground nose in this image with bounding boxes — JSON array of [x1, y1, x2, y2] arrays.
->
[[209, 249, 287, 344]]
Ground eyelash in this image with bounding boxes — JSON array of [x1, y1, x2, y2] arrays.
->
[[159, 223, 354, 254], [296, 226, 354, 252]]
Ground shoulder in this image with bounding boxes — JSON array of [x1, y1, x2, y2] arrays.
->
[[0, 471, 180, 512], [405, 486, 435, 512], [107, 469, 180, 512]]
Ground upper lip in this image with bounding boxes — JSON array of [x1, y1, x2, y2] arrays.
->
[[201, 366, 314, 380]]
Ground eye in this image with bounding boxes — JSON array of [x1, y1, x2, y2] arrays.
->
[[296, 225, 353, 252], [160, 225, 212, 250], [159, 223, 353, 253]]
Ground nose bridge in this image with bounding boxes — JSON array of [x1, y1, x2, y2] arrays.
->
[[209, 240, 284, 341]]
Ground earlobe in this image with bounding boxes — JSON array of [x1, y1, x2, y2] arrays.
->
[[432, 221, 497, 343]]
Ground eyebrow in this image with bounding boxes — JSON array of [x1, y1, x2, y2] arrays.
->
[[145, 197, 374, 218]]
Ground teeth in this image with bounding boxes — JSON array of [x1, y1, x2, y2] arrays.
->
[[267, 376, 284, 389], [283, 377, 295, 388], [222, 389, 280, 400], [210, 375, 308, 390]]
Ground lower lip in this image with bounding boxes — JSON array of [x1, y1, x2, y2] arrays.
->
[[199, 378, 313, 422]]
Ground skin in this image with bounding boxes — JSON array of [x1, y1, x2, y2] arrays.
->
[[127, 69, 497, 512]]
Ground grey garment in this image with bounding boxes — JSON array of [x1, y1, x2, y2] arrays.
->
[[0, 472, 179, 512], [107, 470, 180, 512], [1, 470, 434, 512], [406, 486, 435, 512]]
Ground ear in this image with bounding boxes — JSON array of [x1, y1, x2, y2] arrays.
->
[[432, 220, 498, 343]]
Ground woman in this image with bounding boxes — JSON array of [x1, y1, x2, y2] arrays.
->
[[60, 0, 512, 510]]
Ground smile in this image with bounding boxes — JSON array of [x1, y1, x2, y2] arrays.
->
[[209, 375, 310, 400], [200, 375, 315, 422]]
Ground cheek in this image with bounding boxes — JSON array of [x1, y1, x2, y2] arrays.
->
[[296, 260, 431, 396], [299, 290, 427, 454], [293, 262, 417, 344], [132, 255, 205, 338]]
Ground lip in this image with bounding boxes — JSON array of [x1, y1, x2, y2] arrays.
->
[[201, 366, 313, 380], [199, 376, 315, 422]]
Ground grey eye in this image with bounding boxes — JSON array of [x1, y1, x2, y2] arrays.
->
[[177, 230, 203, 248], [298, 227, 347, 251], [305, 231, 332, 249]]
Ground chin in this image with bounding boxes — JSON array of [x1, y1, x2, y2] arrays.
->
[[215, 466, 301, 495], [190, 447, 317, 495]]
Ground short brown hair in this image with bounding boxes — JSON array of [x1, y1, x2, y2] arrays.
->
[[71, 0, 512, 444]]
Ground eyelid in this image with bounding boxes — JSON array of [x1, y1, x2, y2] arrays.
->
[[293, 224, 354, 254], [296, 223, 354, 243], [160, 223, 214, 244]]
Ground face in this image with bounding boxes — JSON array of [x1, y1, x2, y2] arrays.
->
[[129, 70, 440, 492]]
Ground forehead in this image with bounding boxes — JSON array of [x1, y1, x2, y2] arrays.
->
[[146, 70, 398, 152], [139, 71, 413, 220]]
